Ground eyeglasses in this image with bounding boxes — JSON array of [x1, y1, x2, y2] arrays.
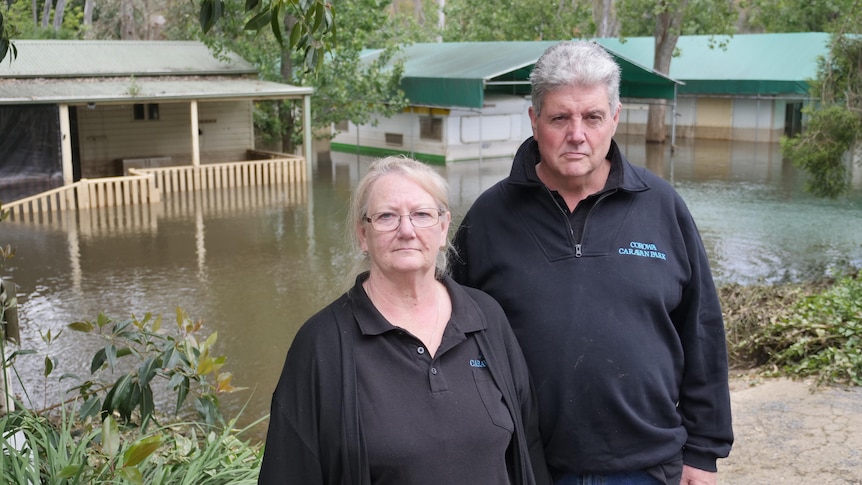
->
[[363, 208, 444, 232]]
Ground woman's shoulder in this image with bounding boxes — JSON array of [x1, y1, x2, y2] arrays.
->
[[292, 293, 353, 342]]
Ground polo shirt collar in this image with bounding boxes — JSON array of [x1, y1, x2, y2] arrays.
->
[[349, 272, 487, 336]]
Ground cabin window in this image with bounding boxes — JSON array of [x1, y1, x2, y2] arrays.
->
[[134, 103, 160, 121], [385, 133, 403, 146], [420, 116, 443, 141], [335, 120, 349, 132]]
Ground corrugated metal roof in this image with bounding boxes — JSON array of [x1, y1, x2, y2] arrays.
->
[[0, 77, 313, 105], [594, 33, 830, 96], [363, 41, 680, 108], [0, 41, 313, 104], [0, 40, 257, 78]]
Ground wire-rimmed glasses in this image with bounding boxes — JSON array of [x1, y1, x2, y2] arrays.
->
[[363, 208, 445, 232]]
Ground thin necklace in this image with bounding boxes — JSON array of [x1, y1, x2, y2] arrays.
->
[[427, 283, 444, 356]]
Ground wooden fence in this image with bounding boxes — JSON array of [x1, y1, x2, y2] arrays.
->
[[130, 155, 306, 195], [4, 174, 159, 223], [3, 154, 307, 224]]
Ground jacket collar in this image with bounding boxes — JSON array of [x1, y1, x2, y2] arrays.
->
[[508, 137, 651, 194]]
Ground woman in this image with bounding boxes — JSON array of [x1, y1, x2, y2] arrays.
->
[[258, 156, 549, 485]]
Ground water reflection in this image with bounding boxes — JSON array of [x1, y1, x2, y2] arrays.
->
[[2, 137, 861, 441]]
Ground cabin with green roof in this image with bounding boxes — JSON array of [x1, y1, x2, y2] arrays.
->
[[333, 34, 827, 165], [331, 41, 679, 164], [594, 32, 828, 141]]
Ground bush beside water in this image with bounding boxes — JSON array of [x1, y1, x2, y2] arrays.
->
[[723, 270, 862, 386]]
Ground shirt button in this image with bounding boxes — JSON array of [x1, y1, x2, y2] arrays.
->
[[431, 367, 438, 375], [417, 347, 425, 354]]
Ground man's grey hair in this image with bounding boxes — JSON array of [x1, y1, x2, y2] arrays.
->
[[529, 40, 621, 117]]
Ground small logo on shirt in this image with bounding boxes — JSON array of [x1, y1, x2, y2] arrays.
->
[[618, 241, 667, 261], [470, 356, 487, 368]]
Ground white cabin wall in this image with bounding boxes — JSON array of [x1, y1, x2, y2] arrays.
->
[[77, 100, 255, 177]]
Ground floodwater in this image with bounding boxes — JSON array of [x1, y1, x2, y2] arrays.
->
[[2, 136, 862, 441]]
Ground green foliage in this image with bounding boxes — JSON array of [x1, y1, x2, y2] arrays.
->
[[781, 104, 860, 198], [0, 407, 263, 483], [0, 202, 14, 269], [617, 0, 738, 38], [730, 273, 862, 386], [0, 306, 258, 482], [2, 0, 86, 41], [63, 309, 243, 428], [441, 0, 593, 41], [181, 0, 408, 150], [199, 0, 334, 74], [0, 10, 19, 64], [781, 35, 862, 198], [742, 0, 857, 33]]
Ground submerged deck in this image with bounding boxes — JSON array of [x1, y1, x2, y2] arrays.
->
[[3, 151, 307, 224]]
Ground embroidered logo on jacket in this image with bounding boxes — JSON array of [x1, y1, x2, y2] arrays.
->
[[618, 241, 667, 260], [470, 356, 488, 368]]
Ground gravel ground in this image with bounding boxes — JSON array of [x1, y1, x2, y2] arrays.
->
[[721, 373, 862, 484]]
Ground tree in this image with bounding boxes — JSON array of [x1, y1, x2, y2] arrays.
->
[[593, 0, 620, 37], [174, 0, 406, 153], [441, 0, 593, 42], [0, 0, 335, 63], [743, 0, 856, 33], [781, 35, 862, 198], [616, 0, 737, 142]]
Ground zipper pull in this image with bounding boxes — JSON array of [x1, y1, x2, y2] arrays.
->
[[575, 243, 582, 258]]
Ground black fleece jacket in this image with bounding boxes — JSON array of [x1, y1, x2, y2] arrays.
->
[[258, 273, 550, 485], [452, 137, 733, 476]]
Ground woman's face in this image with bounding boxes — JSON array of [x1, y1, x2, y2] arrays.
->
[[358, 173, 450, 279]]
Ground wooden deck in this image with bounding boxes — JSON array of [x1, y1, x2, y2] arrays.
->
[[3, 152, 307, 223]]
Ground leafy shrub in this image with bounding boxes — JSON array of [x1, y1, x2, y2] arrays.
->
[[0, 306, 260, 483], [0, 407, 263, 484], [728, 272, 862, 385]]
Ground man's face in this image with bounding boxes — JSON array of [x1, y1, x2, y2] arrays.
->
[[529, 84, 620, 181]]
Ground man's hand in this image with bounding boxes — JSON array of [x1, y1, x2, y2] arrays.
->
[[681, 465, 716, 485]]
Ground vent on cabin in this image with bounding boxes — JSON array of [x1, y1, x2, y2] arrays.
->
[[385, 133, 403, 146]]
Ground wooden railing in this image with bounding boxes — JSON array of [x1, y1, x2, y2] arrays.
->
[[3, 155, 307, 224], [130, 156, 307, 194], [4, 174, 159, 223]]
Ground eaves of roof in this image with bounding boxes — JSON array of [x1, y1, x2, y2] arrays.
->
[[0, 77, 313, 105]]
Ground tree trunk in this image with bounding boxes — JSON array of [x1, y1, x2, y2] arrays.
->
[[83, 0, 94, 27], [40, 0, 51, 28], [592, 0, 619, 37], [32, 0, 38, 28], [52, 0, 66, 30], [120, 0, 137, 39], [413, 0, 426, 25], [281, 15, 298, 153], [645, 1, 687, 143]]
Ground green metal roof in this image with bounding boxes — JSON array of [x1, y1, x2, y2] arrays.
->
[[362, 41, 681, 109], [594, 33, 831, 96], [0, 40, 312, 105]]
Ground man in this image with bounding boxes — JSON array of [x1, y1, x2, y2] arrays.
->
[[451, 40, 733, 485]]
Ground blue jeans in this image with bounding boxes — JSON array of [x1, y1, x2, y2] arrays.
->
[[555, 471, 662, 485]]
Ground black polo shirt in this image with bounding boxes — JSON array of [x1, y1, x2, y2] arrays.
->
[[353, 277, 514, 484]]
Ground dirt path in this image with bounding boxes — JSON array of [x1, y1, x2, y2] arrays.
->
[[721, 373, 862, 484]]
